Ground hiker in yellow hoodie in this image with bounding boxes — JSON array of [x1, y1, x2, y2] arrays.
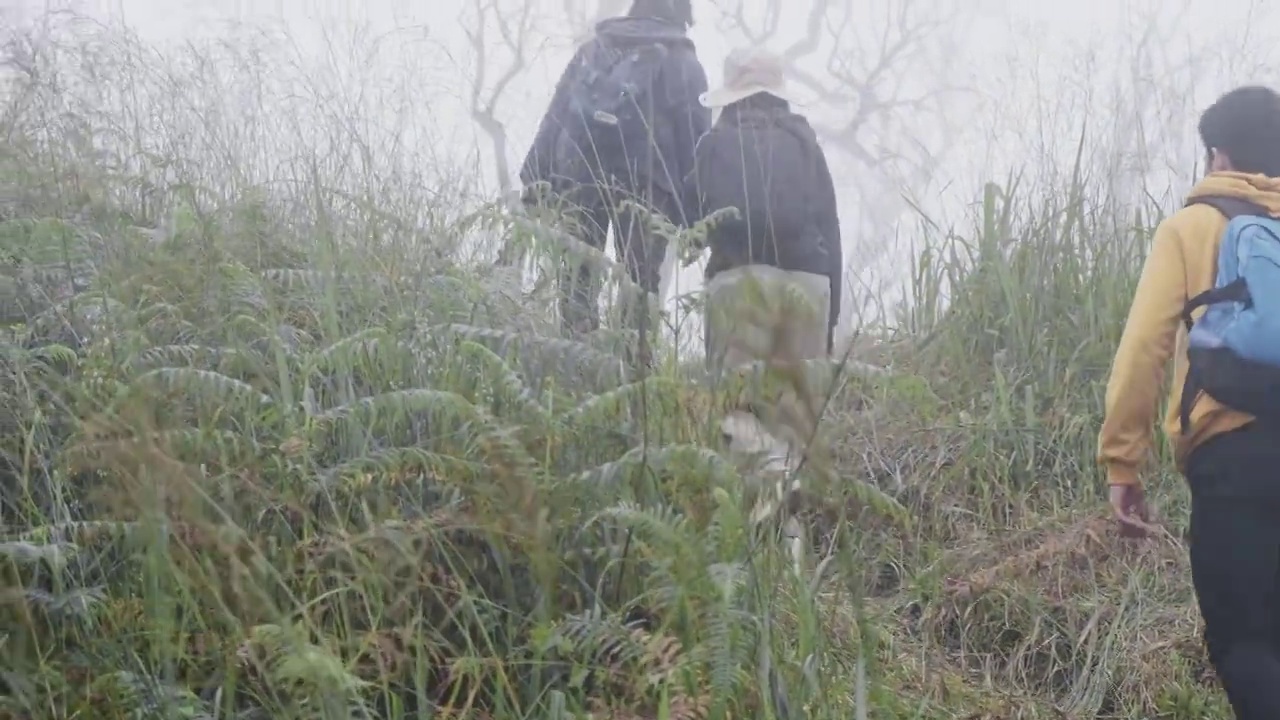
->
[[1099, 85, 1280, 719]]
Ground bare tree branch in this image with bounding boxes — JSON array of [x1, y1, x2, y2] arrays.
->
[[782, 0, 831, 63], [713, 0, 774, 46], [710, 0, 974, 333], [712, 0, 968, 181], [461, 0, 627, 267], [463, 0, 535, 201]]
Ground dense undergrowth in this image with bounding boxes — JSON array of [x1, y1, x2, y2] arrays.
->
[[0, 13, 1233, 720]]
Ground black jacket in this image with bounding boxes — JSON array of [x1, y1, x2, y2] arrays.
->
[[684, 94, 842, 334], [519, 16, 710, 208]]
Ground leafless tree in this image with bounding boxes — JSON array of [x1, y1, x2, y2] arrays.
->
[[711, 0, 976, 327], [460, 0, 632, 267], [462, 0, 537, 204], [1104, 0, 1280, 206], [713, 0, 953, 167], [972, 0, 1280, 217]]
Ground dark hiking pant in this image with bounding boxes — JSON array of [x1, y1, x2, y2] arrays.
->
[[1185, 422, 1280, 719], [549, 179, 677, 369]]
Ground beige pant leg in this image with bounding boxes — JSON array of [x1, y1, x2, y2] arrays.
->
[[704, 264, 831, 472]]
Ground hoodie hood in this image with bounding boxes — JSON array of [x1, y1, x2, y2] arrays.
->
[[716, 95, 815, 144], [1186, 171, 1280, 217], [719, 93, 795, 123], [594, 15, 694, 50]]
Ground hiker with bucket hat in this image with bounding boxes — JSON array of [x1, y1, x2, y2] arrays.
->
[[682, 46, 843, 475]]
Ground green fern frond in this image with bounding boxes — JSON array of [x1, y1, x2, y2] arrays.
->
[[703, 599, 752, 707], [241, 623, 370, 698], [317, 388, 541, 481], [827, 473, 912, 529], [0, 340, 79, 383], [87, 671, 214, 720], [63, 428, 256, 470], [310, 327, 393, 373], [23, 342, 78, 368], [550, 611, 652, 673], [17, 586, 106, 618], [588, 502, 693, 555], [0, 540, 77, 569], [134, 301, 187, 331], [561, 376, 689, 430], [705, 562, 748, 604], [224, 312, 277, 341], [511, 214, 622, 275], [436, 323, 623, 384], [260, 267, 389, 295], [130, 367, 273, 407], [259, 268, 332, 291], [125, 344, 241, 373], [319, 446, 483, 488], [419, 273, 475, 295], [570, 444, 739, 490], [0, 217, 94, 265], [454, 339, 548, 423], [316, 387, 479, 425], [19, 520, 144, 546]]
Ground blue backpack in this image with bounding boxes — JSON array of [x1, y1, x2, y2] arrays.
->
[[1180, 196, 1280, 433], [562, 39, 669, 181]]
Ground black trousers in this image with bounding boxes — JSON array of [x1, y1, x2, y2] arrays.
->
[[554, 183, 674, 333], [1186, 423, 1280, 719], [543, 178, 680, 372]]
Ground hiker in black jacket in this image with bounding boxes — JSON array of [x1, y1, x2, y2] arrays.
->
[[685, 46, 842, 365], [518, 0, 711, 366], [683, 46, 843, 475]]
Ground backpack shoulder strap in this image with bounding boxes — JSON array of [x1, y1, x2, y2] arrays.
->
[[1186, 195, 1269, 220], [574, 39, 614, 81], [1179, 197, 1266, 329], [618, 42, 671, 107], [637, 42, 671, 80]]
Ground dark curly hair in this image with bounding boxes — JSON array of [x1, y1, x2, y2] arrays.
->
[[1198, 85, 1280, 177]]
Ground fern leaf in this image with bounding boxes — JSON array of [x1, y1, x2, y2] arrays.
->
[[588, 502, 693, 555], [319, 446, 483, 488], [0, 540, 76, 568], [455, 339, 548, 423], [435, 323, 623, 384], [316, 387, 478, 424], [318, 388, 542, 483], [310, 327, 392, 372], [562, 376, 689, 429], [130, 367, 273, 406], [125, 344, 240, 373], [63, 428, 255, 471], [570, 444, 739, 490]]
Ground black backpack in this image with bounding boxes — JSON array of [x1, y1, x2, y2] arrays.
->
[[694, 109, 822, 266], [562, 39, 670, 181]]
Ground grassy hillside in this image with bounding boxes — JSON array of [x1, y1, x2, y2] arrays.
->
[[0, 15, 1229, 720]]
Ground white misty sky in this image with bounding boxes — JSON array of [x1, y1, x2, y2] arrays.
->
[[10, 0, 1280, 339]]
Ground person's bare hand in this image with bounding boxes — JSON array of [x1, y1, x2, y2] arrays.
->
[[1109, 483, 1157, 538]]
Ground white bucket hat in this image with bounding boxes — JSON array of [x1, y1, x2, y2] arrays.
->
[[699, 46, 801, 109]]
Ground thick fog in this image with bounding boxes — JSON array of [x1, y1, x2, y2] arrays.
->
[[9, 0, 1280, 348]]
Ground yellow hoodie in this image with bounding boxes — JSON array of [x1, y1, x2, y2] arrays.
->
[[1098, 172, 1280, 488]]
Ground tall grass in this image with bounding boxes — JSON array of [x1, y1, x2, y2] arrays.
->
[[0, 12, 1228, 720]]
